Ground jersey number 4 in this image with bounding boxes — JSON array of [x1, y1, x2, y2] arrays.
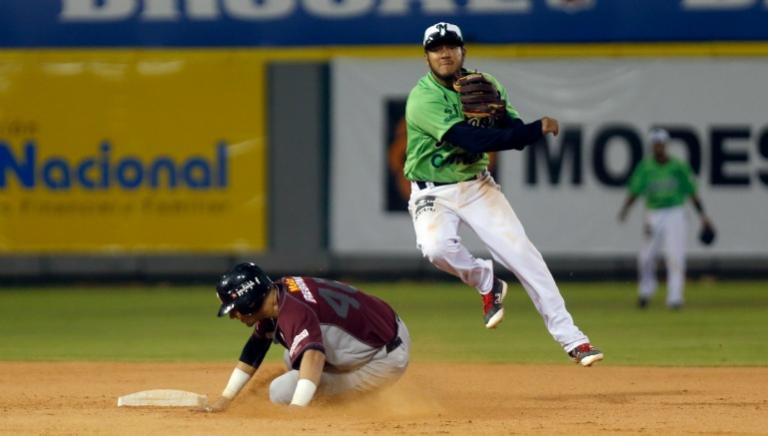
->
[[317, 279, 360, 319]]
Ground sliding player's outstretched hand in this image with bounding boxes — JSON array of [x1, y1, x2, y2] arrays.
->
[[199, 396, 231, 413]]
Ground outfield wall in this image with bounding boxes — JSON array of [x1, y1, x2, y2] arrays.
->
[[3, 57, 768, 281], [4, 0, 768, 46], [1, 1, 768, 281], [331, 58, 768, 257], [0, 50, 267, 254]]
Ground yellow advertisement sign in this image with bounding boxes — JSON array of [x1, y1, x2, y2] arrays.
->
[[0, 50, 266, 253]]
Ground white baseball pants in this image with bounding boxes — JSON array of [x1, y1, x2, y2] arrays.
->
[[408, 172, 589, 352], [269, 317, 410, 404], [638, 206, 687, 306]]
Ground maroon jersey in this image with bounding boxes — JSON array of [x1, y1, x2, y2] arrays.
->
[[255, 277, 398, 370]]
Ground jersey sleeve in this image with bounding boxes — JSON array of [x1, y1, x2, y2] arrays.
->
[[628, 162, 647, 195], [239, 319, 275, 367], [278, 296, 325, 369], [239, 334, 271, 367], [253, 318, 276, 339], [405, 87, 464, 141], [679, 161, 697, 196]]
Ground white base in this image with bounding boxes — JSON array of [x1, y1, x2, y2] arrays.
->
[[117, 389, 208, 407]]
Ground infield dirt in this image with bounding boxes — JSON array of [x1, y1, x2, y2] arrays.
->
[[1, 362, 765, 435]]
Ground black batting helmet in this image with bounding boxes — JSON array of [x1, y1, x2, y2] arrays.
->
[[216, 262, 273, 317]]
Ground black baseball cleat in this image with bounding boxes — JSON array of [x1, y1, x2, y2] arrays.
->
[[637, 297, 649, 309], [482, 278, 507, 329], [569, 343, 604, 367]]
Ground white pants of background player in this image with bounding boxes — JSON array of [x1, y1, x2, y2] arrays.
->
[[269, 317, 410, 404], [639, 206, 686, 306], [408, 172, 589, 353]]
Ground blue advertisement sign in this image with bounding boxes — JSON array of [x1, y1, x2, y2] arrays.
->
[[2, 0, 768, 47]]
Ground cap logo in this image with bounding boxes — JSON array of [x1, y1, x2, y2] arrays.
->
[[424, 22, 462, 47]]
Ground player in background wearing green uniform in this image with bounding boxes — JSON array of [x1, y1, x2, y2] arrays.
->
[[618, 128, 714, 310], [404, 22, 603, 366]]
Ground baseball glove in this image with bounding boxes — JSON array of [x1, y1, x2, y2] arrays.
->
[[699, 222, 716, 246], [453, 71, 506, 127]]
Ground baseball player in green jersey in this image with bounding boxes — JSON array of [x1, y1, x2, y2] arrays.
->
[[404, 22, 603, 366], [618, 128, 714, 310]]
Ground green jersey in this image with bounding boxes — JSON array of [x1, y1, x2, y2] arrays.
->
[[628, 157, 697, 210], [404, 71, 520, 182]]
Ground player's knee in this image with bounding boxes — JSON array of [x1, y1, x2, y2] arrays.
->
[[420, 238, 455, 264], [269, 371, 299, 405], [667, 260, 684, 274], [392, 352, 409, 371]]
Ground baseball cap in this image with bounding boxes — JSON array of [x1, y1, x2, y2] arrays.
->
[[649, 128, 670, 144], [423, 22, 464, 50]]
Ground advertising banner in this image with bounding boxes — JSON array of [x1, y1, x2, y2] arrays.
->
[[2, 0, 768, 47], [331, 57, 768, 256], [0, 50, 266, 253]]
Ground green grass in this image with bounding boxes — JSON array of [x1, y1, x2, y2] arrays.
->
[[0, 280, 766, 366]]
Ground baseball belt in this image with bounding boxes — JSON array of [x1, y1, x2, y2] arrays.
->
[[414, 170, 489, 190]]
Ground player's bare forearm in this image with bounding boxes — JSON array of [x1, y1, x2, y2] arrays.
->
[[298, 349, 325, 386], [287, 349, 325, 407], [235, 361, 257, 375], [618, 194, 638, 222], [690, 195, 711, 224], [200, 361, 255, 412]]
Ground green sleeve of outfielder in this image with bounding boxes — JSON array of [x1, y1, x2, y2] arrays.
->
[[679, 161, 697, 196], [628, 161, 647, 195]]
